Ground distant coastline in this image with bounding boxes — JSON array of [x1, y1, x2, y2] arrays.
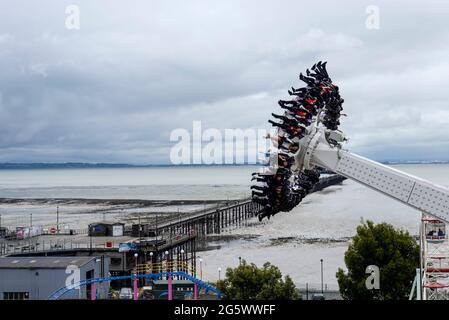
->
[[383, 160, 449, 165], [0, 160, 448, 170], [0, 162, 256, 169]]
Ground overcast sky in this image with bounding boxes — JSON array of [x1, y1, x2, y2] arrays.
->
[[1, 0, 449, 164]]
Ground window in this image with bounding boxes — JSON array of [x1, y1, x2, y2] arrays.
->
[[3, 292, 29, 300]]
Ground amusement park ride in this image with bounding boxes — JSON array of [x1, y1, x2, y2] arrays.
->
[[251, 62, 449, 300]]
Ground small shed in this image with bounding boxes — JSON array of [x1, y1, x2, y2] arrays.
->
[[131, 224, 157, 237], [88, 222, 125, 237]]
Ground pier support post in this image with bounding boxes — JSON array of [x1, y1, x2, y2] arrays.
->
[[133, 275, 138, 300], [239, 206, 241, 224], [215, 213, 220, 234], [168, 273, 173, 300], [224, 210, 227, 228], [194, 283, 198, 300]]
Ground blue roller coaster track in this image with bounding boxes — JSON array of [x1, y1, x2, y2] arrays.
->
[[48, 271, 223, 300]]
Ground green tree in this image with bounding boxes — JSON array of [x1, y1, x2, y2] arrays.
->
[[216, 260, 300, 300], [336, 220, 419, 300]]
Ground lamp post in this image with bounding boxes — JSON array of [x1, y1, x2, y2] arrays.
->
[[320, 259, 324, 294], [165, 250, 169, 274], [218, 267, 222, 281], [149, 252, 153, 273], [133, 253, 139, 300], [163, 250, 172, 300], [89, 225, 93, 253], [56, 206, 59, 234], [138, 213, 141, 241], [134, 252, 139, 273], [180, 249, 185, 272], [155, 213, 158, 241], [29, 214, 33, 250]]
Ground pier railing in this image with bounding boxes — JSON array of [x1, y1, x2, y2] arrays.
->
[[0, 238, 116, 256], [0, 233, 197, 256]]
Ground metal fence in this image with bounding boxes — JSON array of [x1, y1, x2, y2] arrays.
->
[[0, 238, 119, 255], [297, 283, 342, 300]]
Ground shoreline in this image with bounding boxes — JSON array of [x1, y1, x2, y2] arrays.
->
[[0, 197, 235, 230], [0, 197, 233, 206]]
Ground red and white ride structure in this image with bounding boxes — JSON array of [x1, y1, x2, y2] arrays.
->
[[292, 112, 449, 300], [255, 63, 449, 299]]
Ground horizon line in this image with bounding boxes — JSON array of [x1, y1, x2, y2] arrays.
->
[[0, 160, 448, 169]]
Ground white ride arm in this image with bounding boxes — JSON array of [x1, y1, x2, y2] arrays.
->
[[297, 126, 449, 223]]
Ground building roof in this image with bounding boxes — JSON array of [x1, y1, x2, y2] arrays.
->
[[0, 256, 95, 269], [89, 221, 125, 226], [153, 279, 194, 285]]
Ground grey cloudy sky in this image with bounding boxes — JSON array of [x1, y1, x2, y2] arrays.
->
[[1, 0, 449, 164]]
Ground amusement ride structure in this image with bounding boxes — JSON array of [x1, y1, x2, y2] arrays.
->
[[251, 62, 449, 300], [49, 260, 222, 300], [49, 62, 449, 301]]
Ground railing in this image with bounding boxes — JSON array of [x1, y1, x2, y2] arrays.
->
[[0, 232, 196, 256], [135, 261, 192, 274], [155, 199, 255, 229], [297, 283, 342, 300], [41, 228, 89, 235], [0, 238, 121, 256]]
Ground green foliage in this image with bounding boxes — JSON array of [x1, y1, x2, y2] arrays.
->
[[336, 220, 419, 300], [216, 260, 300, 300]]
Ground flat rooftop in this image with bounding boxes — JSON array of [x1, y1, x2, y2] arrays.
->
[[0, 256, 95, 269]]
